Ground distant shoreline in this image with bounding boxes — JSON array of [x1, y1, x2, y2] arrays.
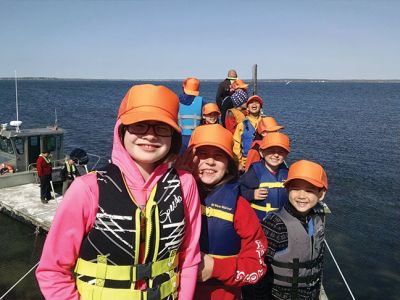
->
[[0, 77, 399, 83]]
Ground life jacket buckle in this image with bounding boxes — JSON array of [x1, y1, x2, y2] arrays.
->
[[146, 285, 161, 300], [130, 262, 152, 282], [205, 206, 213, 217]]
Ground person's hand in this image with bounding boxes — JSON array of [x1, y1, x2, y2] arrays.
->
[[174, 146, 198, 173], [254, 188, 268, 200], [197, 252, 214, 282]]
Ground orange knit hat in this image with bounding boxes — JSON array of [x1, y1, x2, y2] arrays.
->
[[189, 124, 233, 158], [284, 160, 328, 190], [118, 84, 181, 133]]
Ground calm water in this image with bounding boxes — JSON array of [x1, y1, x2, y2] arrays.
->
[[0, 79, 399, 299]]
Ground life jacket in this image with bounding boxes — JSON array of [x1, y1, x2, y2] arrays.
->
[[270, 206, 325, 299], [227, 108, 246, 124], [241, 119, 256, 157], [200, 181, 241, 258], [249, 161, 288, 221], [0, 163, 14, 175], [64, 160, 77, 180], [178, 96, 203, 136], [74, 163, 185, 300]]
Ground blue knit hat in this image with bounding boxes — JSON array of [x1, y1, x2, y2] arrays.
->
[[231, 89, 248, 107]]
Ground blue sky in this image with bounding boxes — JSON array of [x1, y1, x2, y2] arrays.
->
[[1, 0, 399, 80]]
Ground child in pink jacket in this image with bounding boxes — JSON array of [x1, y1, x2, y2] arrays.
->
[[36, 84, 202, 300]]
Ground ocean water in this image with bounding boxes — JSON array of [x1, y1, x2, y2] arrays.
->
[[0, 79, 399, 299]]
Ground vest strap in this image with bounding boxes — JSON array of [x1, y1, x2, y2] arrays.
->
[[201, 205, 234, 222], [250, 203, 278, 213], [272, 254, 323, 269], [74, 253, 179, 282], [259, 182, 285, 188], [273, 270, 322, 284], [76, 272, 179, 300]]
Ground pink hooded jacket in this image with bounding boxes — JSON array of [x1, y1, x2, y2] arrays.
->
[[36, 120, 201, 299]]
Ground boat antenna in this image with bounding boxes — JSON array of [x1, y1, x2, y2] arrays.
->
[[252, 64, 258, 95], [54, 108, 58, 129], [14, 70, 21, 133]]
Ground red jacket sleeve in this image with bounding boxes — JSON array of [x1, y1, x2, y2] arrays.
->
[[36, 156, 44, 177], [211, 196, 268, 287], [225, 113, 238, 134]]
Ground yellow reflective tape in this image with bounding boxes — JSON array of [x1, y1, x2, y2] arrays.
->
[[152, 204, 160, 262], [134, 209, 141, 266], [74, 254, 179, 282], [95, 255, 107, 287], [250, 203, 279, 212], [259, 182, 285, 188], [76, 272, 178, 300], [201, 205, 234, 222], [209, 254, 238, 259]]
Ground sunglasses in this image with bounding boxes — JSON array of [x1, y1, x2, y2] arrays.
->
[[125, 123, 173, 137]]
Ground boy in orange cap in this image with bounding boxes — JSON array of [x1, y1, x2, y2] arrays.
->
[[178, 77, 204, 153], [244, 116, 284, 171], [37, 84, 202, 300], [239, 132, 290, 221], [242, 160, 328, 300], [201, 103, 221, 125], [233, 95, 264, 171]]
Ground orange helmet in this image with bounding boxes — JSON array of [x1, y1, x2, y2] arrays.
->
[[118, 84, 180, 133], [259, 132, 290, 152], [231, 79, 249, 90], [189, 124, 233, 158], [257, 117, 284, 134], [183, 77, 200, 96], [284, 160, 328, 190], [202, 103, 221, 115]]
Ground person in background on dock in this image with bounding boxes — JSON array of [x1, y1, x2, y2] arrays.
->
[[178, 77, 204, 153], [36, 150, 52, 204], [0, 162, 14, 175], [60, 157, 80, 195], [242, 160, 328, 300], [239, 132, 290, 222], [36, 84, 201, 300], [223, 88, 248, 132], [201, 103, 221, 125], [244, 117, 284, 172], [216, 69, 237, 110], [177, 124, 267, 300], [233, 95, 264, 171]]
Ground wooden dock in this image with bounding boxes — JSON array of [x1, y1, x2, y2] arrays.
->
[[0, 183, 62, 232]]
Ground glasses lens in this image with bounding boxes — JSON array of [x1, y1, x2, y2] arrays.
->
[[155, 125, 173, 137], [126, 123, 173, 137], [126, 123, 148, 135]]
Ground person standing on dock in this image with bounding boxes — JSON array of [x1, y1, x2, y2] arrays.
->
[[61, 157, 80, 195], [178, 77, 204, 153], [36, 150, 52, 204], [216, 69, 237, 110], [36, 84, 201, 300]]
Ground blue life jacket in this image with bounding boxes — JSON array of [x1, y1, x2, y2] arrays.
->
[[242, 119, 256, 157], [250, 161, 288, 221], [200, 181, 241, 257], [178, 96, 202, 136]]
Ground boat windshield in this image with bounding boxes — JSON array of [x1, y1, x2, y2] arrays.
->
[[0, 137, 14, 154]]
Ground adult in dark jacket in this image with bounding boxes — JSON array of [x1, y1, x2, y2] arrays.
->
[[216, 69, 237, 110], [36, 150, 52, 203]]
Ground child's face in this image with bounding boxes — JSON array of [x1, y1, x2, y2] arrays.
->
[[195, 146, 228, 186], [287, 179, 325, 215], [203, 112, 219, 124], [247, 100, 261, 115], [123, 121, 172, 169], [260, 146, 288, 171]]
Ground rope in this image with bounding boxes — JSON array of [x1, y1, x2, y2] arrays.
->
[[0, 261, 39, 300], [324, 239, 356, 300]]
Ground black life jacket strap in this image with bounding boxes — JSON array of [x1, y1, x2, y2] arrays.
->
[[272, 253, 323, 269]]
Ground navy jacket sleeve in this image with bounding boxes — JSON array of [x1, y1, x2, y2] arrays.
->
[[239, 166, 260, 202]]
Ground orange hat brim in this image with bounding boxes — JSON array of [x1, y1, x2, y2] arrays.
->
[[284, 176, 325, 189], [183, 87, 200, 96], [193, 142, 233, 159]]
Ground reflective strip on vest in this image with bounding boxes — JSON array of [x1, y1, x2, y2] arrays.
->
[[76, 272, 179, 300], [250, 202, 279, 213], [74, 252, 179, 282], [259, 182, 285, 188], [201, 204, 234, 222]]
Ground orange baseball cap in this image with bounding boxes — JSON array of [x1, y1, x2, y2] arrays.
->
[[231, 79, 249, 90], [183, 77, 200, 96], [259, 132, 290, 152], [202, 103, 221, 115], [118, 84, 181, 133], [257, 117, 284, 134], [247, 95, 263, 107], [189, 124, 234, 158], [284, 160, 328, 190]]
